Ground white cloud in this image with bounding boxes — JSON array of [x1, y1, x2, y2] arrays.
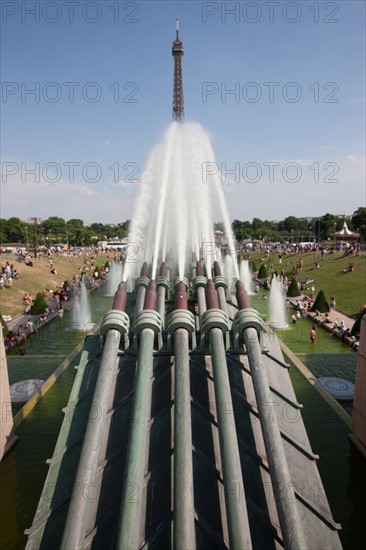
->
[[79, 186, 98, 196], [116, 179, 139, 188], [104, 138, 111, 146]]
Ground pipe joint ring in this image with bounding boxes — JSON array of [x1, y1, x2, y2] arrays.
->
[[101, 310, 130, 336], [213, 275, 228, 290], [101, 310, 130, 350], [134, 310, 162, 337], [156, 275, 170, 290], [192, 275, 207, 291], [201, 309, 230, 333], [232, 308, 264, 349], [166, 310, 195, 334], [134, 276, 150, 291], [166, 310, 196, 350]]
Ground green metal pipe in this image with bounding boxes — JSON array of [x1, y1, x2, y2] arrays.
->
[[60, 329, 121, 550], [117, 327, 155, 550], [173, 328, 196, 550], [134, 286, 146, 318], [243, 327, 307, 549], [157, 285, 166, 326], [196, 286, 206, 317], [209, 328, 253, 550], [216, 286, 228, 316]]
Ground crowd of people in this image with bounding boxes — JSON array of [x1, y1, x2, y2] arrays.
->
[[285, 293, 360, 350], [0, 260, 20, 290], [2, 247, 114, 351]]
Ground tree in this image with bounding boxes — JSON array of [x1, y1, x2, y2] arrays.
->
[[232, 219, 252, 241], [351, 308, 366, 337], [252, 218, 263, 231], [6, 217, 27, 243], [71, 228, 93, 246], [352, 207, 366, 240], [311, 290, 329, 313], [314, 213, 342, 241], [287, 278, 301, 297], [257, 264, 268, 279], [0, 219, 9, 244], [66, 219, 84, 237], [42, 217, 66, 235], [31, 292, 47, 315], [352, 207, 366, 229], [119, 220, 130, 232], [282, 216, 299, 232]]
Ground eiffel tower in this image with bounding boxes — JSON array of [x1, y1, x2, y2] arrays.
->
[[172, 19, 184, 122]]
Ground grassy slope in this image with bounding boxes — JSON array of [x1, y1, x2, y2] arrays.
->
[[247, 250, 366, 316], [2, 249, 364, 319], [0, 252, 112, 318]]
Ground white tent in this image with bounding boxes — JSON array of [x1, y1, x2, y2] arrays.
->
[[335, 221, 358, 239]]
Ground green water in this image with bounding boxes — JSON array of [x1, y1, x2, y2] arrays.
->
[[289, 361, 366, 550], [0, 289, 363, 549], [1, 367, 76, 550], [247, 293, 364, 549], [252, 293, 355, 354], [0, 286, 113, 550]]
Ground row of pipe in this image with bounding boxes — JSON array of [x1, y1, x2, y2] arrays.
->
[[204, 278, 252, 549], [61, 282, 129, 549], [62, 257, 307, 549], [117, 280, 158, 549]]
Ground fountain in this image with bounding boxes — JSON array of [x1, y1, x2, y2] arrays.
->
[[239, 259, 254, 295], [105, 261, 123, 295], [268, 275, 288, 329], [123, 121, 239, 283], [72, 279, 92, 331]]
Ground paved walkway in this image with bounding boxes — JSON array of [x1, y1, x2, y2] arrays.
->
[[5, 296, 75, 333], [3, 280, 106, 349], [288, 295, 360, 350], [288, 296, 355, 330]]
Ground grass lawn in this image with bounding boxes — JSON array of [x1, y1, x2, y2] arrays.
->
[[0, 252, 113, 318], [247, 250, 366, 316]]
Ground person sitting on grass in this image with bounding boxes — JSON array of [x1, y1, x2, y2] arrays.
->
[[343, 262, 355, 273]]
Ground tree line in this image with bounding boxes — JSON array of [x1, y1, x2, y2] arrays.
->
[[1, 208, 365, 247], [230, 207, 366, 242], [0, 217, 130, 247]]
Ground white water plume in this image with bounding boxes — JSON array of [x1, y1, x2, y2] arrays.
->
[[239, 260, 254, 295], [106, 262, 123, 295], [73, 280, 92, 330], [268, 276, 288, 329], [124, 122, 238, 281]]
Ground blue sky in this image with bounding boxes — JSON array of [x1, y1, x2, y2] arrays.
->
[[1, 0, 365, 223]]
